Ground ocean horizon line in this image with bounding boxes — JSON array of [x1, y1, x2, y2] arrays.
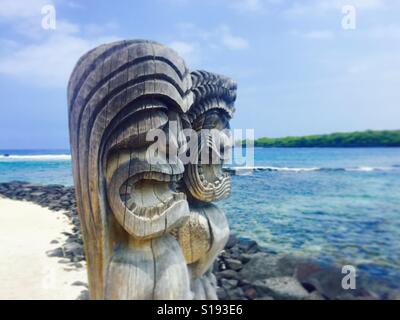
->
[[1, 151, 399, 175]]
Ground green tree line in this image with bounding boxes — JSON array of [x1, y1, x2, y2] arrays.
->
[[244, 130, 400, 147]]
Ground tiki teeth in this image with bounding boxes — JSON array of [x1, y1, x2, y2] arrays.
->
[[135, 207, 146, 216], [146, 207, 155, 218], [126, 198, 136, 210], [129, 171, 185, 183]]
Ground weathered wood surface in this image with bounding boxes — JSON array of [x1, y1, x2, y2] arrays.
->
[[67, 40, 237, 300]]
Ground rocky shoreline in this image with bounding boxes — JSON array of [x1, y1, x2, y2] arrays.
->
[[0, 181, 398, 300]]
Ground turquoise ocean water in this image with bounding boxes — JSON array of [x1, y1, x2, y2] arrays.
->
[[1, 148, 400, 286]]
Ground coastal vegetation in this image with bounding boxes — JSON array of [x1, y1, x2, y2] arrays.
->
[[246, 130, 400, 148]]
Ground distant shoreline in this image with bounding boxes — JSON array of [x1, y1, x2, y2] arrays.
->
[[242, 130, 400, 148], [1, 130, 400, 153], [233, 146, 400, 149]]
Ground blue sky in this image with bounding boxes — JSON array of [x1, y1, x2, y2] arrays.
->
[[0, 0, 399, 149]]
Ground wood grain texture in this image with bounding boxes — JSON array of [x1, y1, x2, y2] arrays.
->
[[68, 40, 193, 299], [68, 40, 237, 300], [105, 235, 191, 300]]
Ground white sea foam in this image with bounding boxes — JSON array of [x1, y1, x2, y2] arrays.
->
[[346, 166, 395, 172], [0, 154, 71, 161], [347, 166, 374, 172], [225, 165, 399, 175], [225, 166, 320, 173], [264, 166, 320, 172]]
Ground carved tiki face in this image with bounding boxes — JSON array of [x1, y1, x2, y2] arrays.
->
[[105, 100, 191, 239], [68, 40, 195, 297], [172, 70, 237, 287], [184, 71, 237, 202]]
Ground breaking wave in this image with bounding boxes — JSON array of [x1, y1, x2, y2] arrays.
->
[[0, 154, 71, 161], [224, 165, 400, 175]]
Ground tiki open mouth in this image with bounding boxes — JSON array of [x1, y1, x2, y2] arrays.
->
[[184, 163, 231, 202], [120, 171, 186, 219], [196, 163, 231, 196], [198, 163, 228, 184], [183, 131, 231, 202], [107, 157, 191, 238]]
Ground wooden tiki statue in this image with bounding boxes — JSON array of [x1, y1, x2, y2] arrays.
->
[[67, 40, 237, 300]]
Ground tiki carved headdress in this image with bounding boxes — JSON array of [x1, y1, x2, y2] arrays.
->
[[68, 40, 237, 300]]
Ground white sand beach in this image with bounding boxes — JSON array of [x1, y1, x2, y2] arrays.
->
[[0, 197, 87, 300]]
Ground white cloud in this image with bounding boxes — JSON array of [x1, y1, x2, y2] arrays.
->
[[316, 0, 385, 11], [368, 24, 400, 39], [285, 0, 386, 17], [169, 41, 196, 56], [0, 0, 51, 19], [290, 29, 334, 40], [334, 0, 385, 10], [0, 0, 56, 38], [0, 29, 119, 88], [176, 23, 249, 51], [230, 0, 386, 16], [63, 1, 84, 9], [303, 30, 334, 40], [0, 1, 120, 88], [229, 0, 284, 13], [83, 22, 119, 35], [230, 0, 264, 12], [219, 26, 249, 49], [169, 40, 202, 65], [343, 53, 400, 84]]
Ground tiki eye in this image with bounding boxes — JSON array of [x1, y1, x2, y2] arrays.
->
[[107, 108, 169, 151]]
